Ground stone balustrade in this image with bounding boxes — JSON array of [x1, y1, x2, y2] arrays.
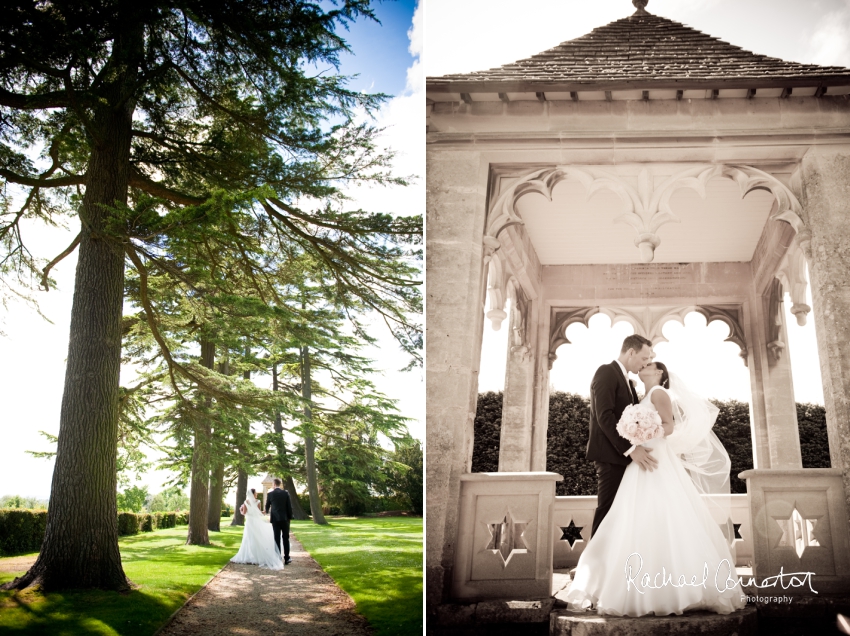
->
[[553, 494, 753, 569], [452, 472, 563, 601], [739, 468, 850, 595]]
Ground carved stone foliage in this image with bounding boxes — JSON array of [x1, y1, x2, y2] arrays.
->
[[548, 304, 749, 368], [484, 236, 509, 330], [766, 277, 786, 365], [509, 284, 530, 359], [776, 240, 811, 326], [486, 164, 805, 264]]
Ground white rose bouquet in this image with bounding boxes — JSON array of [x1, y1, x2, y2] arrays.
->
[[616, 404, 664, 445]]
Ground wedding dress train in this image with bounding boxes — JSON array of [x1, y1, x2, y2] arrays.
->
[[565, 385, 746, 616], [230, 494, 283, 570]]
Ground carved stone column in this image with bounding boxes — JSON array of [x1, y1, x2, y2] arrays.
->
[[761, 279, 803, 468], [426, 150, 488, 607], [800, 147, 850, 520], [498, 289, 537, 472]]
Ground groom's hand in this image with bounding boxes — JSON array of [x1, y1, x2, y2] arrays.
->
[[631, 446, 658, 472]]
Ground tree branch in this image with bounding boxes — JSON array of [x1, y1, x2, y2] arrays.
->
[[0, 168, 85, 188], [0, 87, 68, 110], [129, 169, 205, 206], [41, 232, 81, 290]]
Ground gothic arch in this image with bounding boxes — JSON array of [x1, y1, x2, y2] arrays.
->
[[548, 304, 748, 369], [486, 164, 805, 263]]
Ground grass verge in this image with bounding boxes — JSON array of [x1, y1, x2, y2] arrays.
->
[[0, 525, 243, 636], [292, 516, 423, 636]]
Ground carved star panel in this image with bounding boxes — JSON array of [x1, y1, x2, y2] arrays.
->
[[773, 505, 822, 559], [484, 509, 529, 566]]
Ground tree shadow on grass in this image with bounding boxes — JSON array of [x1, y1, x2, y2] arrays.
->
[[0, 586, 177, 636], [0, 528, 244, 635]]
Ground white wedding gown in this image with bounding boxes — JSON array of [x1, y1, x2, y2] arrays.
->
[[230, 495, 283, 570], [565, 385, 746, 616]]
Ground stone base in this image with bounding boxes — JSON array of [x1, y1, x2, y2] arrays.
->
[[549, 607, 758, 636], [752, 595, 850, 636], [435, 598, 555, 627]]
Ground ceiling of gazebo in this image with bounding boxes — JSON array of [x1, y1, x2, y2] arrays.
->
[[511, 175, 776, 265]]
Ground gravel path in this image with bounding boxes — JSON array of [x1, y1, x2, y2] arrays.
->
[[0, 555, 37, 573], [157, 534, 372, 636]]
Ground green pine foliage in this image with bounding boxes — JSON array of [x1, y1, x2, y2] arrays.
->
[[473, 392, 830, 495], [379, 441, 423, 515]]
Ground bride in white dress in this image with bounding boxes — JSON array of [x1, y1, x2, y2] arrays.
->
[[230, 489, 283, 570], [565, 361, 746, 616]]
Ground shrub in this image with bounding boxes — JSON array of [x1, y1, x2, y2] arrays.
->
[[0, 509, 47, 555], [710, 399, 754, 494], [473, 392, 830, 496], [1, 509, 188, 553], [798, 402, 831, 469], [175, 511, 189, 526], [297, 493, 311, 516], [471, 391, 503, 473], [117, 512, 141, 536], [138, 513, 153, 532], [547, 392, 597, 496]]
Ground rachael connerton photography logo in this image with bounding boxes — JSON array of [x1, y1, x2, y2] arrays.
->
[[624, 552, 818, 595]]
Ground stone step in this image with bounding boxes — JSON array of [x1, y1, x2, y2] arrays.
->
[[550, 607, 758, 636]]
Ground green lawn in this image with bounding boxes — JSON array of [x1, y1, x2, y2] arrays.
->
[[0, 525, 243, 636], [291, 516, 423, 636]]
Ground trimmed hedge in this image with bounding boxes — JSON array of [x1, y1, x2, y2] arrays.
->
[[471, 391, 503, 473], [473, 391, 830, 496], [0, 509, 47, 555], [0, 508, 190, 555]]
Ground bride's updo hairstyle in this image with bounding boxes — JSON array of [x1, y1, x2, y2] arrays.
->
[[250, 488, 256, 496], [654, 361, 671, 389]]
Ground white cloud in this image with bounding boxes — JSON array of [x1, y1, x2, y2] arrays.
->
[[408, 0, 423, 60], [806, 6, 850, 66]]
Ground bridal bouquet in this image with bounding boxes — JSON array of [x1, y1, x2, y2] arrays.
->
[[616, 404, 664, 445]]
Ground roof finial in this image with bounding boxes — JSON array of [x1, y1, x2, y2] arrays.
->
[[633, 0, 649, 14]]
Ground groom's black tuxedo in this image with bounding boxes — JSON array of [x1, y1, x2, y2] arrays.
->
[[265, 487, 293, 561], [587, 361, 639, 464], [587, 361, 639, 537]]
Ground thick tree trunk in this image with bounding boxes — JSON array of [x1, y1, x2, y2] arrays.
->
[[272, 363, 308, 520], [230, 468, 248, 526], [207, 463, 224, 532], [3, 22, 142, 592], [230, 362, 251, 527], [187, 339, 214, 545], [301, 347, 327, 525], [286, 475, 308, 520]]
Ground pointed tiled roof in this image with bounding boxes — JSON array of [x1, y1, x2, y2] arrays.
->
[[427, 9, 850, 93]]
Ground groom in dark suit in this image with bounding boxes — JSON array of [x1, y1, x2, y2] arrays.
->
[[265, 478, 294, 565], [587, 334, 658, 538]]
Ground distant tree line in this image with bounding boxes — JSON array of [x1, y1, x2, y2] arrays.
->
[[473, 391, 830, 495]]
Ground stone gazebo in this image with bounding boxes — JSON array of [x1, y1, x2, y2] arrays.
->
[[427, 0, 850, 625]]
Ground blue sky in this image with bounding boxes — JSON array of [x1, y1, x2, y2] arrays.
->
[[337, 0, 419, 96]]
